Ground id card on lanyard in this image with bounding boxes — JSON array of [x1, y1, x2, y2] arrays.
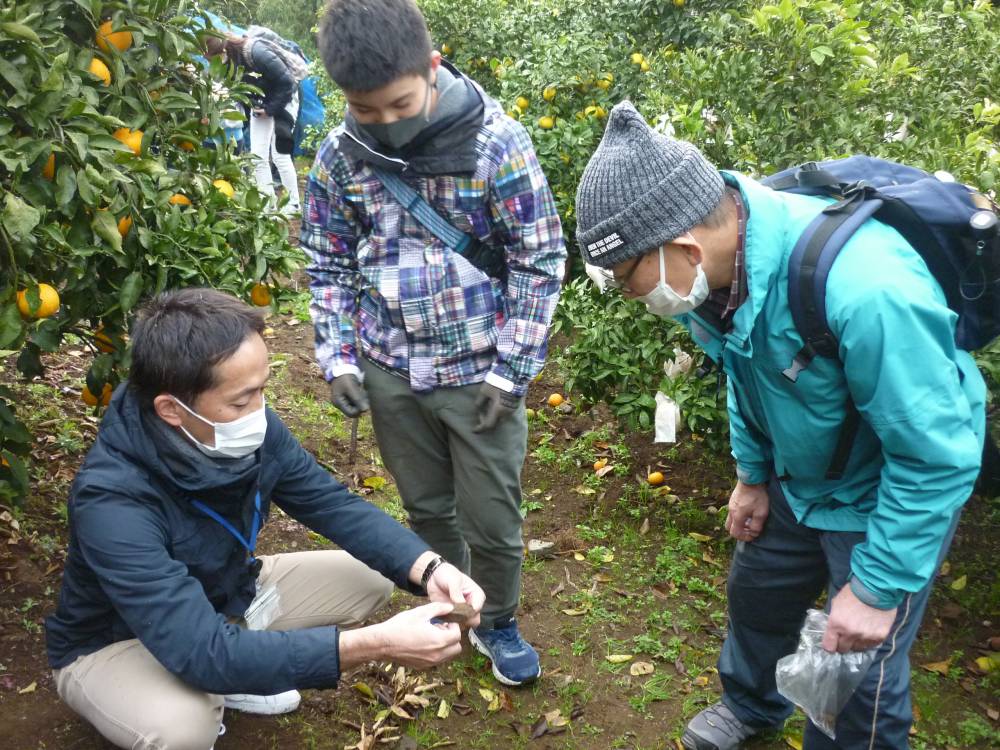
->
[[191, 490, 282, 629]]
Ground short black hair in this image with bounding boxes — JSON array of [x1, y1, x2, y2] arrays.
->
[[129, 288, 265, 410], [318, 0, 433, 92]]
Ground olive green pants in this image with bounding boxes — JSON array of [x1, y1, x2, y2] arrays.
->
[[361, 358, 528, 627]]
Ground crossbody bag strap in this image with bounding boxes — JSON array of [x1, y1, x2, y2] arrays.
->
[[371, 167, 471, 255]]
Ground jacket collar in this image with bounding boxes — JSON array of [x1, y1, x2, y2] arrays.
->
[[720, 171, 791, 354], [339, 61, 490, 176]]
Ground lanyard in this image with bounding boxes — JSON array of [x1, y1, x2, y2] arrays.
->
[[191, 490, 262, 561]]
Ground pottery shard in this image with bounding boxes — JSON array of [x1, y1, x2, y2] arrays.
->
[[438, 602, 476, 624]]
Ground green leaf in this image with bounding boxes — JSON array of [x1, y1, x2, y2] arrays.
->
[[55, 166, 77, 207], [2, 192, 42, 241], [0, 22, 41, 45], [76, 168, 97, 204], [30, 318, 62, 352], [0, 304, 24, 349], [119, 271, 143, 313], [0, 57, 26, 94], [92, 210, 122, 253]]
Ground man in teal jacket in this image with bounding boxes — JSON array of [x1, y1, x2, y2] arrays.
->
[[575, 102, 984, 750]]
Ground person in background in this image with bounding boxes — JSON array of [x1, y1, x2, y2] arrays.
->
[[45, 288, 484, 750], [301, 0, 566, 687], [205, 34, 301, 214], [574, 102, 984, 750]]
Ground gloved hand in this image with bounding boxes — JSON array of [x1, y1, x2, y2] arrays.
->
[[473, 382, 522, 433], [330, 374, 370, 417]]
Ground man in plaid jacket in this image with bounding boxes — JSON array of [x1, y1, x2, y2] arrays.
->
[[301, 0, 566, 686]]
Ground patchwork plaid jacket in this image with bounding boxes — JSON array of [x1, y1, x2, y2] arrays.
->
[[300, 87, 566, 397]]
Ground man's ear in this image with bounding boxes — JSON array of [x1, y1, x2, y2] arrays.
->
[[153, 394, 183, 428], [430, 50, 442, 72], [673, 232, 704, 267]]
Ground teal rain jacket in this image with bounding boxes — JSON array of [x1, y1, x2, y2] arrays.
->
[[678, 172, 985, 610]]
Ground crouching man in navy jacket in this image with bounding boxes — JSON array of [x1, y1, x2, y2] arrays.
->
[[45, 288, 484, 750]]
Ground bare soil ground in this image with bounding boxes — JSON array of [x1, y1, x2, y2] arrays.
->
[[1, 306, 997, 750]]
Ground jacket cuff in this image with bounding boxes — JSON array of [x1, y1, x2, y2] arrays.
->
[[735, 461, 770, 485], [326, 362, 362, 382], [288, 625, 341, 688], [488, 365, 528, 397], [848, 573, 904, 610]]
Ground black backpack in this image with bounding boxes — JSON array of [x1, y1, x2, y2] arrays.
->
[[760, 155, 1000, 479]]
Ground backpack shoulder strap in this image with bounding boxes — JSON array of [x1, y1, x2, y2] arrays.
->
[[783, 191, 884, 382], [371, 168, 471, 255], [784, 190, 884, 481]]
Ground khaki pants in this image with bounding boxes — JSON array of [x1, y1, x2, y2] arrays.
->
[[54, 551, 393, 750]]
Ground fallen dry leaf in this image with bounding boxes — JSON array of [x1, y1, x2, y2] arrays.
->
[[18, 681, 37, 695], [639, 517, 650, 535], [920, 659, 951, 675], [630, 661, 655, 676], [561, 608, 587, 616], [606, 654, 634, 664], [362, 476, 387, 491], [437, 699, 450, 719], [784, 733, 804, 750], [950, 574, 967, 591], [353, 682, 376, 701], [595, 465, 615, 478], [688, 532, 712, 542]]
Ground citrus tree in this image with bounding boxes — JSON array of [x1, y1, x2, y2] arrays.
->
[[414, 0, 999, 429], [0, 0, 303, 503]]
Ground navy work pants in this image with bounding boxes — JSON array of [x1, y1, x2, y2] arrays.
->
[[718, 479, 958, 749]]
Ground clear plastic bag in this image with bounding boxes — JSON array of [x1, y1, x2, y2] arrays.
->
[[775, 609, 877, 739]]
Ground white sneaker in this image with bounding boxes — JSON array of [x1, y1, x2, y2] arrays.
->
[[223, 689, 301, 715]]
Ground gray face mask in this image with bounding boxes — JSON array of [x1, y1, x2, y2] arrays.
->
[[359, 77, 434, 150]]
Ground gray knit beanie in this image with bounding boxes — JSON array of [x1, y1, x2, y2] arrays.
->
[[575, 101, 725, 268]]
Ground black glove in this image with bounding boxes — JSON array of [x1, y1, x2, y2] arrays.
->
[[473, 382, 522, 433], [330, 374, 369, 417]]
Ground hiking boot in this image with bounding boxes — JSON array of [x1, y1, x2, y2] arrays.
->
[[223, 689, 301, 715], [468, 617, 541, 686], [681, 702, 759, 750]]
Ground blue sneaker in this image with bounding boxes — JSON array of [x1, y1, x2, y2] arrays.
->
[[468, 617, 541, 686]]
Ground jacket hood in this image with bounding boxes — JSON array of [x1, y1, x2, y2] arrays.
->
[[340, 61, 493, 175], [97, 384, 261, 506]]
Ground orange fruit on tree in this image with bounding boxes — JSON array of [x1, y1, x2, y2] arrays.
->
[[640, 60, 651, 72], [538, 116, 555, 130], [441, 43, 452, 56], [16, 283, 60, 319], [0, 456, 8, 468], [42, 153, 56, 181], [94, 325, 122, 354], [212, 179, 235, 198], [82, 383, 113, 407], [117, 215, 132, 238], [547, 393, 564, 407], [515, 96, 530, 111], [630, 52, 644, 65], [168, 192, 192, 206], [112, 127, 143, 155], [88, 58, 112, 86], [250, 283, 272, 306], [177, 139, 196, 152], [647, 471, 665, 486], [96, 20, 133, 53], [542, 86, 556, 102]]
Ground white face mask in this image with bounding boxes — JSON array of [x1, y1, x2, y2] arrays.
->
[[173, 397, 267, 459], [637, 243, 710, 318]]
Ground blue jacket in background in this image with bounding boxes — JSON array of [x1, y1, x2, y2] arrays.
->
[[679, 172, 985, 609], [45, 386, 429, 693]]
